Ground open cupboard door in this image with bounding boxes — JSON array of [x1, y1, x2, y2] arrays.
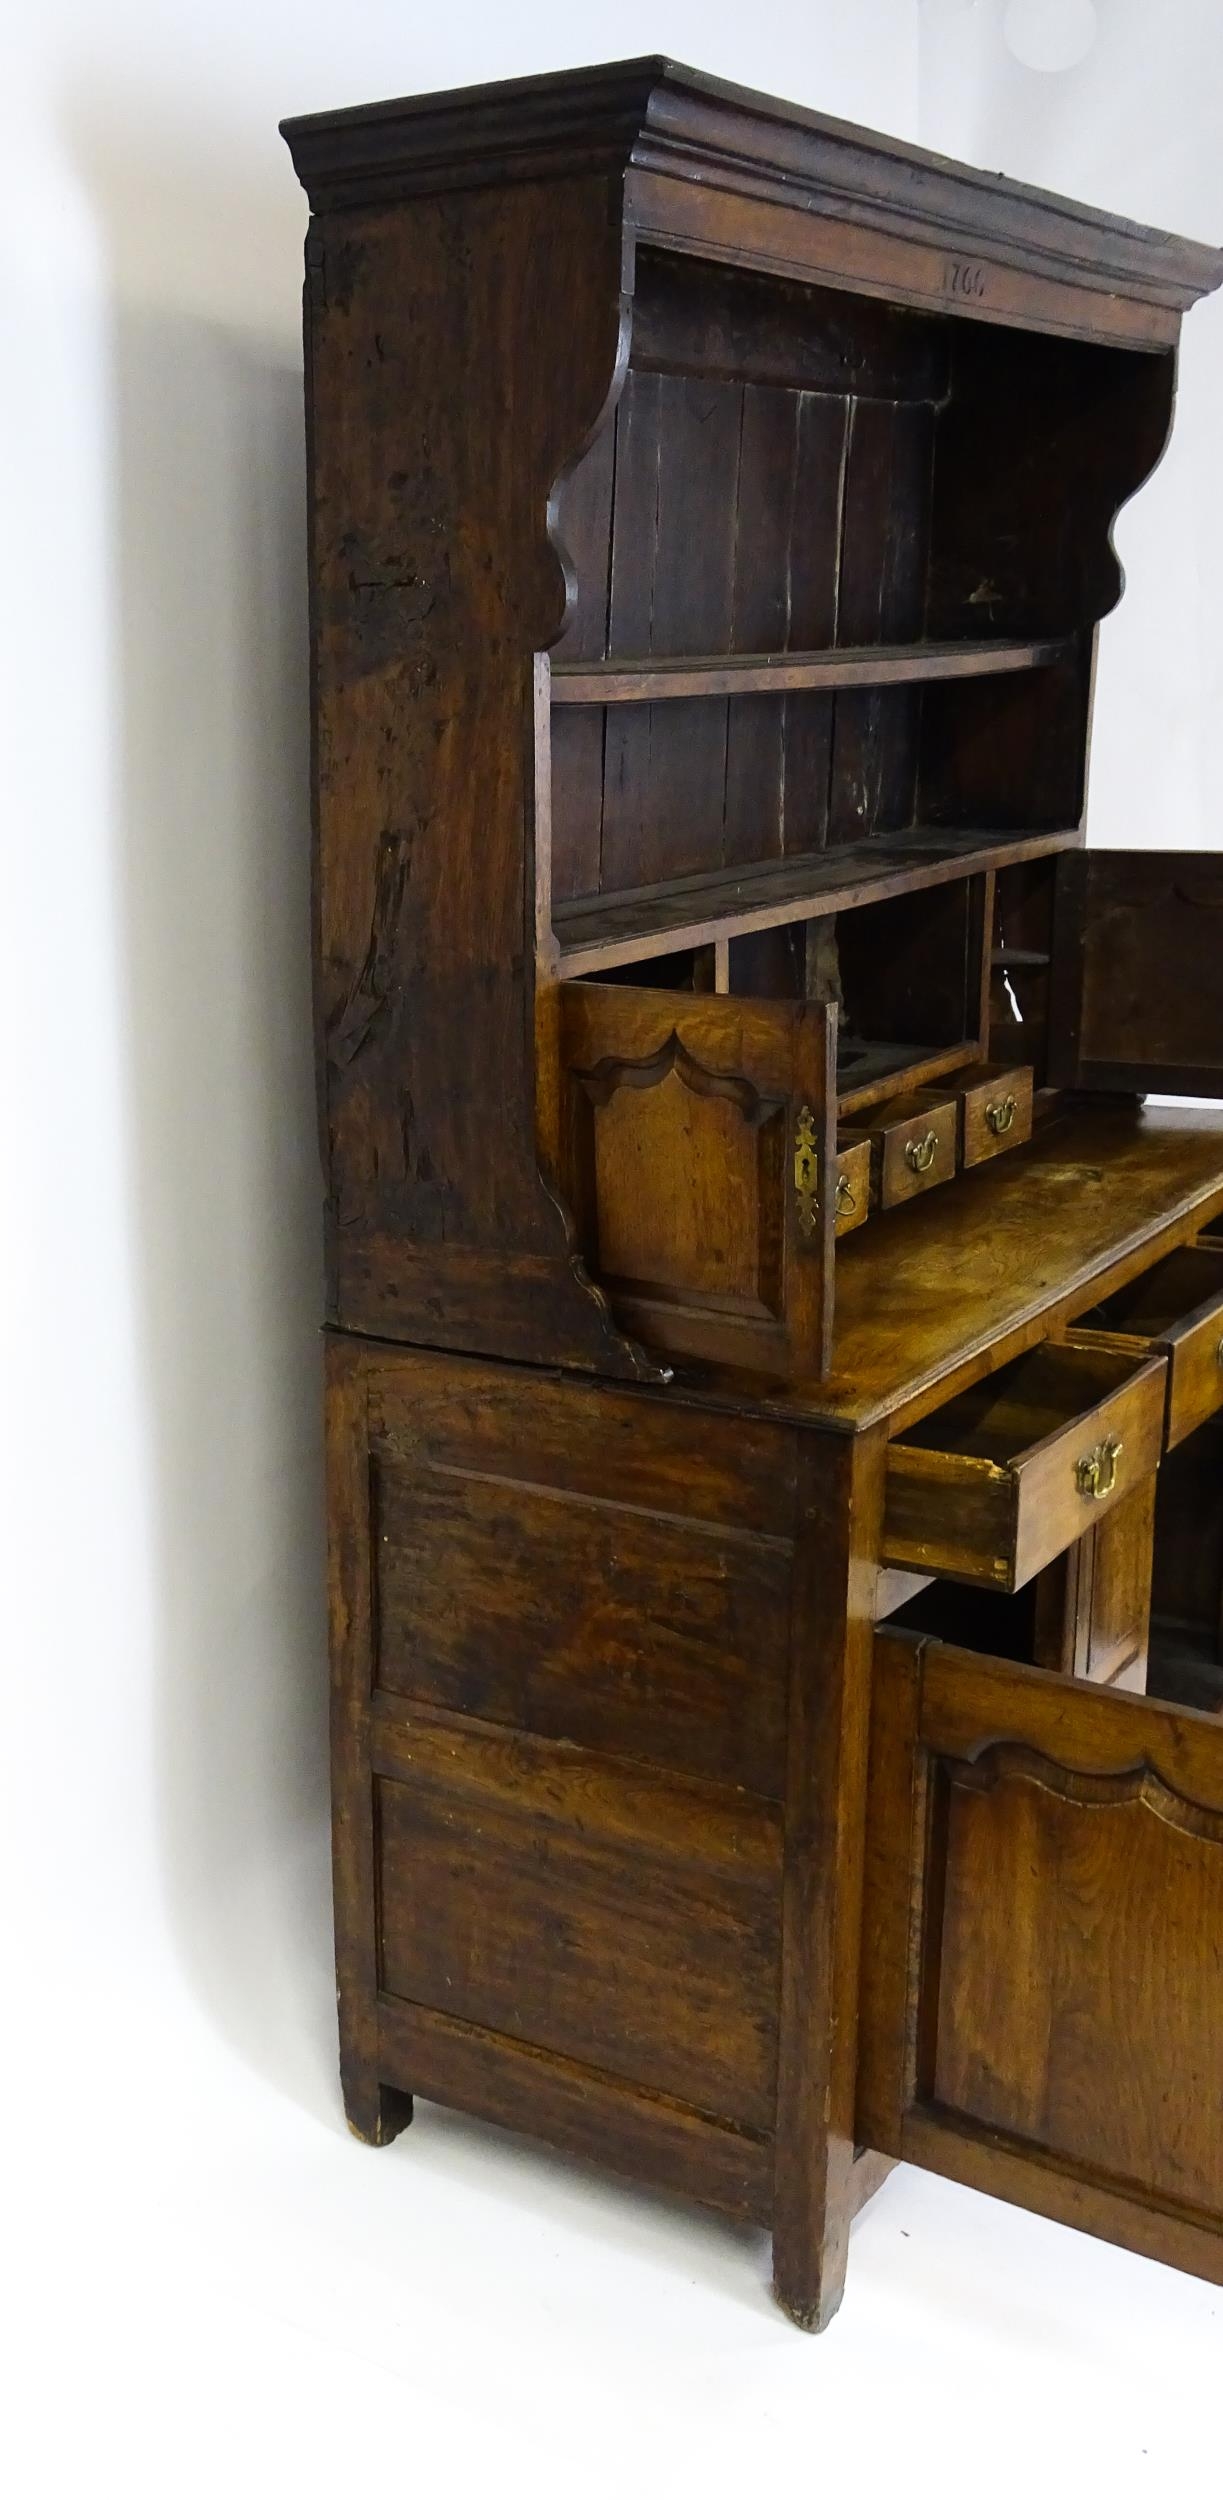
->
[[1051, 850, 1223, 1096], [551, 984, 836, 1378], [858, 1630, 1223, 2286]]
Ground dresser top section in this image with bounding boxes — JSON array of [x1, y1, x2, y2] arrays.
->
[[282, 54, 1222, 315]]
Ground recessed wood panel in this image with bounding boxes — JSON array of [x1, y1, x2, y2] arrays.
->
[[933, 1743, 1223, 2212], [1056, 850, 1223, 1096], [859, 1634, 1223, 2285], [374, 1712, 782, 2128], [591, 1061, 784, 1311], [372, 1453, 791, 1796]]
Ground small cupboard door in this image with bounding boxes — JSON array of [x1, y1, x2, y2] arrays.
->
[[858, 1630, 1223, 2286], [1051, 849, 1223, 1095], [554, 982, 836, 1377]]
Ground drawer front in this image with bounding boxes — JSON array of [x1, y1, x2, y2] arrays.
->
[[959, 1065, 1034, 1167], [834, 1138, 872, 1237], [878, 1101, 957, 1207], [1072, 1241, 1223, 1451], [1163, 1292, 1223, 1448], [883, 1343, 1167, 1592]]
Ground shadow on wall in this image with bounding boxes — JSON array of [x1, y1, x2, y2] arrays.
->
[[79, 113, 338, 2117]]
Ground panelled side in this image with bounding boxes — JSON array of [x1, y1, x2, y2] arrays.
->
[[328, 1338, 804, 2220]]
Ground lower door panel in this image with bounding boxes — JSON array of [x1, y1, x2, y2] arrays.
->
[[858, 1630, 1223, 2284]]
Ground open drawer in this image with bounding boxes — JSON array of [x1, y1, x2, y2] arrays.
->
[[882, 1340, 1166, 1591], [1072, 1239, 1223, 1450], [858, 1629, 1223, 2291]]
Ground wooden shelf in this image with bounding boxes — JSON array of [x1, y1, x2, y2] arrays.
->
[[553, 827, 1081, 978], [549, 637, 1073, 706]]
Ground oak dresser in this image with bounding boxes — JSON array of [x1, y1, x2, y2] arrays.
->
[[283, 60, 1223, 2327]]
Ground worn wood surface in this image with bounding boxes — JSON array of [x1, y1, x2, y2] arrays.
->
[[556, 981, 835, 1376], [923, 1060, 1034, 1167], [550, 637, 1071, 703], [328, 1339, 804, 2215], [291, 64, 1223, 2333], [301, 174, 656, 1377], [842, 1090, 958, 1211], [858, 1632, 1223, 2286], [1077, 1239, 1223, 1451], [284, 59, 1223, 349], [883, 1340, 1166, 1591], [772, 1426, 889, 2330], [553, 829, 1079, 978], [1052, 850, 1223, 1096]]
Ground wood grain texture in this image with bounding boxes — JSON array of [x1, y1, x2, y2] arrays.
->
[[326, 1339, 803, 2205], [858, 1631, 1223, 2283], [1053, 849, 1223, 1096], [552, 830, 1080, 978], [293, 67, 1223, 2334], [325, 1338, 413, 2145], [370, 1443, 791, 1797], [376, 1994, 774, 2222], [1076, 1242, 1223, 1453], [804, 1105, 1223, 1434], [841, 1091, 958, 1211], [304, 175, 655, 1378], [556, 982, 835, 1376], [772, 1426, 889, 2330], [284, 61, 1223, 344], [550, 638, 1071, 702], [373, 1704, 782, 2128], [883, 1341, 1166, 1591]]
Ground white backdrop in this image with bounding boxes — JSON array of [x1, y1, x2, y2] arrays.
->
[[3, 8, 1220, 2496]]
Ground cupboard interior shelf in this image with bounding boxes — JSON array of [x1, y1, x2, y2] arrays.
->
[[548, 636, 1074, 705], [553, 826, 1081, 977]]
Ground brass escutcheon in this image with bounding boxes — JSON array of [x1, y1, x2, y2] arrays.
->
[[1075, 1436, 1124, 1501], [794, 1105, 820, 1240], [905, 1130, 939, 1175], [985, 1093, 1017, 1136]]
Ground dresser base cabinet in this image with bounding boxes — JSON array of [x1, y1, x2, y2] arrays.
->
[[326, 1334, 889, 2325], [326, 1327, 1223, 2324]]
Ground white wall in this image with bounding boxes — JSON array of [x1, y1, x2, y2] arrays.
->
[[919, 0, 1223, 850], [5, 11, 1222, 2492]]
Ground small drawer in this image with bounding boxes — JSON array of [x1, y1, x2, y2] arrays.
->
[[1074, 1241, 1223, 1451], [882, 1340, 1167, 1592], [840, 1092, 957, 1211], [919, 1062, 1033, 1167], [833, 1137, 872, 1237]]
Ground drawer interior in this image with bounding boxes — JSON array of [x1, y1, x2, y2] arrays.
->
[[895, 1340, 1145, 1467], [1079, 1239, 1223, 1339]]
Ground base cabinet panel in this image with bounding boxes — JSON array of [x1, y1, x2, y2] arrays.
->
[[858, 1631, 1223, 2284]]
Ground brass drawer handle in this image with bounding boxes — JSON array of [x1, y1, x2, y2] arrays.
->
[[905, 1130, 939, 1175], [1075, 1436, 1124, 1501], [835, 1174, 856, 1216], [985, 1093, 1017, 1137]]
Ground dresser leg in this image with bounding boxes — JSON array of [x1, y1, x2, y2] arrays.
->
[[770, 1428, 888, 2334], [342, 2068, 414, 2146], [771, 2159, 852, 2331]]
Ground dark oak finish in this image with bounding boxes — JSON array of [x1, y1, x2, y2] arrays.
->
[[284, 62, 1223, 2331], [859, 1633, 1223, 2286], [883, 1340, 1167, 1591], [550, 637, 1072, 704]]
